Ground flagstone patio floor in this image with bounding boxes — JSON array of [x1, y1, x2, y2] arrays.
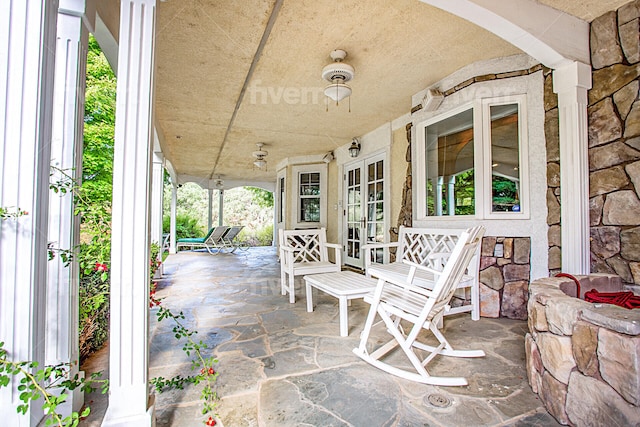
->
[[80, 246, 560, 427]]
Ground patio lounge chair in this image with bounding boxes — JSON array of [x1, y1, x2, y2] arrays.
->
[[353, 226, 485, 386], [220, 225, 247, 253], [176, 225, 230, 254]]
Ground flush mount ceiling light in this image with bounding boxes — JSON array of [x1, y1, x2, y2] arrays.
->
[[322, 49, 354, 111], [253, 143, 268, 169], [215, 177, 224, 190]]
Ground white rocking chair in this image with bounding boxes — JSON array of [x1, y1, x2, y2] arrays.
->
[[353, 226, 485, 386]]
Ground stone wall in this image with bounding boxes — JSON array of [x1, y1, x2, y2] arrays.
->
[[587, 2, 640, 284], [478, 237, 531, 320], [526, 274, 640, 425]]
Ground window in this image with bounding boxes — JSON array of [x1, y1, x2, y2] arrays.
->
[[487, 103, 521, 214], [291, 164, 327, 228], [416, 95, 528, 220], [278, 176, 285, 223], [424, 108, 475, 216], [299, 172, 320, 222]]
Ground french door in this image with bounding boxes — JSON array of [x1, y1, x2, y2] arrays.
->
[[343, 153, 386, 268]]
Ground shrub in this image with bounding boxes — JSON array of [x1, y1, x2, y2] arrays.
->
[[163, 214, 204, 240], [239, 224, 273, 246]]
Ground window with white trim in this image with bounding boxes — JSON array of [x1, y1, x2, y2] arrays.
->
[[416, 95, 528, 220], [299, 172, 320, 222], [292, 164, 327, 227]]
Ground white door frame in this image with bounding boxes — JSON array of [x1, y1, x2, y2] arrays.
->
[[342, 151, 389, 269]]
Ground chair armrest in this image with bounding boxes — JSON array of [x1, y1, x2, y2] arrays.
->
[[362, 242, 399, 272], [402, 259, 443, 277], [324, 242, 342, 266], [371, 268, 436, 298], [279, 245, 296, 253]]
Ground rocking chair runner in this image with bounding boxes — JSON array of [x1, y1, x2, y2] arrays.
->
[[353, 226, 485, 386]]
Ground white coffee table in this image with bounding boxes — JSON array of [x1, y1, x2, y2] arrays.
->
[[303, 271, 378, 336]]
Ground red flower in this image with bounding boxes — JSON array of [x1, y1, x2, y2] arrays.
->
[[206, 417, 216, 426], [208, 367, 215, 375], [95, 262, 108, 272]]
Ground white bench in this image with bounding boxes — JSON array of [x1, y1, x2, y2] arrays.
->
[[363, 226, 482, 320], [304, 271, 378, 337]]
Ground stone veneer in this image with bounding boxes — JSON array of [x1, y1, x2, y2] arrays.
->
[[526, 274, 640, 425], [478, 237, 531, 320], [546, 1, 640, 284]]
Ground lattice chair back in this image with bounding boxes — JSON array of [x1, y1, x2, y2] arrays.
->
[[281, 228, 329, 264], [399, 227, 460, 269], [425, 226, 485, 321]]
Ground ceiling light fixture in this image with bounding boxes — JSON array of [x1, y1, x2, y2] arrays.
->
[[322, 49, 354, 111], [253, 143, 268, 169], [348, 138, 361, 158], [215, 177, 224, 190]]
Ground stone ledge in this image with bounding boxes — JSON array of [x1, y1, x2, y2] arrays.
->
[[581, 304, 640, 335]]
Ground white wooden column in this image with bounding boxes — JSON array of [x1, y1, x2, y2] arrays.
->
[[151, 152, 164, 276], [0, 0, 58, 425], [102, 0, 156, 425], [218, 189, 224, 226], [46, 0, 94, 416], [151, 152, 164, 246], [170, 182, 177, 254], [208, 188, 214, 230], [553, 61, 592, 274]]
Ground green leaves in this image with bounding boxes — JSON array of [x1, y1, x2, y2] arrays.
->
[[0, 341, 108, 426], [151, 304, 220, 424]]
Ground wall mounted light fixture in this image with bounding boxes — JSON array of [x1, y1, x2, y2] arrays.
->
[[348, 138, 361, 158], [322, 151, 334, 163]]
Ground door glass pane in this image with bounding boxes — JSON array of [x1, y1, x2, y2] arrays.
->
[[425, 108, 474, 216], [490, 103, 521, 213], [376, 160, 383, 180]]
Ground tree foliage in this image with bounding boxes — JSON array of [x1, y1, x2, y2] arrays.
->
[[78, 35, 116, 357]]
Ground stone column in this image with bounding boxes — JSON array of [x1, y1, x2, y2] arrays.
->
[[46, 0, 95, 416], [102, 0, 157, 425], [553, 61, 592, 274], [0, 0, 58, 424], [170, 182, 177, 254]]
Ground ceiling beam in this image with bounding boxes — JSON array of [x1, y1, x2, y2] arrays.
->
[[208, 0, 284, 180]]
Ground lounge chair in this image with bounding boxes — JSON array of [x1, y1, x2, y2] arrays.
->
[[176, 225, 230, 254], [220, 225, 246, 253]]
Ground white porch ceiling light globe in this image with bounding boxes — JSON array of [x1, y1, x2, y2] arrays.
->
[[322, 49, 354, 104], [252, 143, 268, 169]]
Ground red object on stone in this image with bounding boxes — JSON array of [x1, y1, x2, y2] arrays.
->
[[584, 289, 640, 309]]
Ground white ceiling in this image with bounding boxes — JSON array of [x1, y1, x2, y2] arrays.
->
[[149, 0, 631, 186]]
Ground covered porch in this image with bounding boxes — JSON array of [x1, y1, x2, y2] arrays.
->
[[82, 247, 559, 426], [2, 0, 640, 425]]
